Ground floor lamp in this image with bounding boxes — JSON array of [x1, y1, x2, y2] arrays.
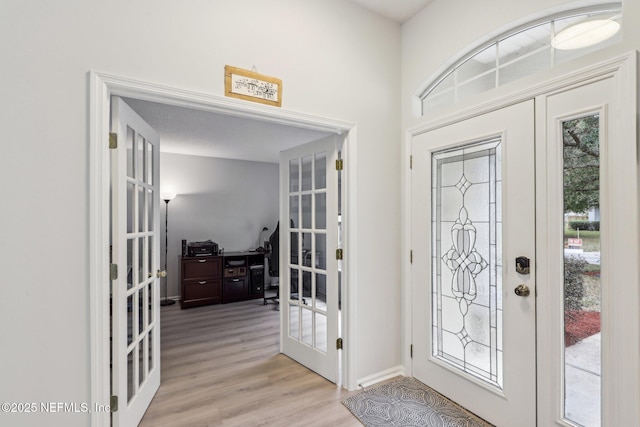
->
[[161, 193, 177, 306]]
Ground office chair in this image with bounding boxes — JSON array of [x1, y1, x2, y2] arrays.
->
[[263, 221, 306, 305]]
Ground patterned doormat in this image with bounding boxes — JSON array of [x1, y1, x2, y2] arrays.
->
[[342, 377, 493, 427]]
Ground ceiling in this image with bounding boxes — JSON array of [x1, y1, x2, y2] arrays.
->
[[346, 0, 433, 23], [123, 2, 432, 164], [123, 98, 333, 164]]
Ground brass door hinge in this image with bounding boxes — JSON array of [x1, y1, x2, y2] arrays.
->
[[109, 132, 117, 149], [110, 395, 118, 412], [336, 159, 343, 171], [410, 344, 413, 358], [410, 155, 413, 169], [110, 264, 118, 281], [410, 250, 413, 264], [336, 248, 343, 260], [336, 338, 343, 350]]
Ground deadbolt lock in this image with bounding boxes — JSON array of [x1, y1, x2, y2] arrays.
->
[[516, 256, 530, 274]]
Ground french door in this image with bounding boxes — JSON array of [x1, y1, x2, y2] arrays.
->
[[411, 100, 536, 426], [280, 135, 340, 383], [110, 97, 161, 426]]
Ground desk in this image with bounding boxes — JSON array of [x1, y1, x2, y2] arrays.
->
[[180, 252, 266, 309], [222, 252, 266, 303]]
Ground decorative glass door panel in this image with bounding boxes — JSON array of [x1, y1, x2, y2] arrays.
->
[[280, 136, 339, 383], [412, 100, 536, 427], [432, 138, 502, 388]]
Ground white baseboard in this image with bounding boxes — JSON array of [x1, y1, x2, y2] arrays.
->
[[355, 365, 406, 390]]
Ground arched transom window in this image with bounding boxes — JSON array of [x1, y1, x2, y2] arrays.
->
[[420, 4, 622, 116]]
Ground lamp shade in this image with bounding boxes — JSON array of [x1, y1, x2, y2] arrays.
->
[[161, 192, 177, 202]]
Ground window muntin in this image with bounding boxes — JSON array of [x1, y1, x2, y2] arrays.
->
[[421, 6, 622, 116]]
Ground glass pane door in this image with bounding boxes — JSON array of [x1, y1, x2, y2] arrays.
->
[[280, 136, 339, 383], [111, 97, 161, 426]]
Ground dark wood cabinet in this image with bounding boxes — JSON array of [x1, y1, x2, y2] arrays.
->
[[222, 277, 248, 303], [180, 256, 222, 309], [222, 252, 265, 304], [180, 252, 265, 308]]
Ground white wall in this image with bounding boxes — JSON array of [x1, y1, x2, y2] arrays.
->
[[160, 153, 279, 299], [0, 1, 400, 425]]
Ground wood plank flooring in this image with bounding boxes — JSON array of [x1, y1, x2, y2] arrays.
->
[[139, 299, 362, 427]]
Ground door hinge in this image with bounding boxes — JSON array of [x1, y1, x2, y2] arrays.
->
[[336, 337, 343, 350], [336, 248, 343, 260], [110, 264, 118, 281], [410, 250, 413, 264], [336, 159, 343, 171], [110, 395, 118, 412], [410, 155, 413, 169], [109, 132, 117, 149], [410, 344, 413, 358]]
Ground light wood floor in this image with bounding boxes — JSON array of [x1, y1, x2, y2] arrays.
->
[[139, 299, 362, 427]]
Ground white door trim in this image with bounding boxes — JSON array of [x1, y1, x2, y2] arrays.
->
[[89, 71, 359, 426], [402, 49, 638, 424]]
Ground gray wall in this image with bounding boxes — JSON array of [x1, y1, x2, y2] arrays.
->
[[160, 153, 279, 299]]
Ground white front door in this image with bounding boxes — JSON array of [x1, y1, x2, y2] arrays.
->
[[280, 135, 340, 383], [411, 100, 536, 426], [110, 97, 161, 426]]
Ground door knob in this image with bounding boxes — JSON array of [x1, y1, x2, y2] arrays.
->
[[156, 270, 167, 278], [514, 284, 530, 297]]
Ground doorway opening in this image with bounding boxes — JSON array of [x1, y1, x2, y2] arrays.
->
[[90, 71, 357, 426]]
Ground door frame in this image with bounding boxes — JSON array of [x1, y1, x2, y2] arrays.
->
[[89, 71, 358, 427], [402, 49, 638, 424]]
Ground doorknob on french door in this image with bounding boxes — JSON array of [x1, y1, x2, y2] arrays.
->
[[156, 270, 167, 278], [514, 284, 530, 297]]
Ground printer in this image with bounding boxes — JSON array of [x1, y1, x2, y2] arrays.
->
[[187, 240, 219, 257]]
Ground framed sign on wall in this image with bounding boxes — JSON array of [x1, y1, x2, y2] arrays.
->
[[224, 65, 282, 107]]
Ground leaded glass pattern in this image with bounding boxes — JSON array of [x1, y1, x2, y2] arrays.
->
[[432, 138, 502, 388]]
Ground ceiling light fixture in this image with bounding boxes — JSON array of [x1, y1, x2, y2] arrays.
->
[[552, 19, 620, 50]]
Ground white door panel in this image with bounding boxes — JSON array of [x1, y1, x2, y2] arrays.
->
[[280, 135, 339, 383], [411, 100, 536, 426], [111, 97, 161, 426]]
